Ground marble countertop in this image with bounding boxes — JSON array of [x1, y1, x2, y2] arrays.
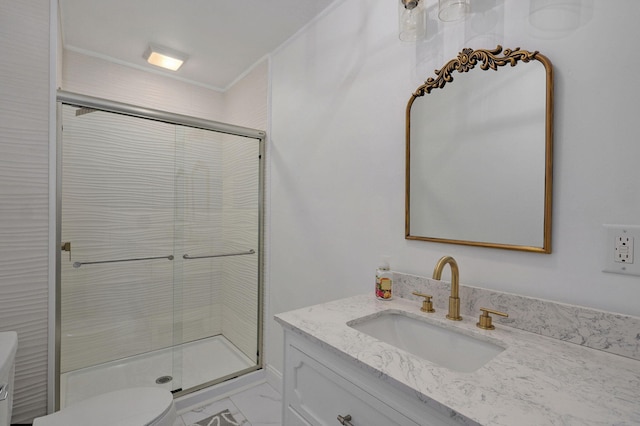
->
[[275, 294, 640, 426]]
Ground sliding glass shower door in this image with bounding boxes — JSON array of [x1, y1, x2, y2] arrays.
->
[[173, 124, 261, 392], [58, 99, 262, 408]]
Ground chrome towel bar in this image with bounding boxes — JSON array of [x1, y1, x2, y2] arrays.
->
[[71, 249, 255, 268], [183, 249, 255, 260], [73, 255, 174, 268]]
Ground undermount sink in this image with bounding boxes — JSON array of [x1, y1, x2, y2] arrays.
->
[[348, 311, 504, 373]]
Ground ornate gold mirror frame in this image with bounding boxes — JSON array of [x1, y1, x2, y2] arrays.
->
[[405, 46, 553, 253]]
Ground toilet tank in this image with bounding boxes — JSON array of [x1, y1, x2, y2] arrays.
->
[[0, 332, 18, 426]]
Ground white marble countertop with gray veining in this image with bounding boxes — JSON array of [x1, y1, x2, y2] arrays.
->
[[275, 294, 640, 426]]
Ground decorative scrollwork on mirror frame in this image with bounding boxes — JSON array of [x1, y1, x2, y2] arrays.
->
[[413, 46, 539, 97]]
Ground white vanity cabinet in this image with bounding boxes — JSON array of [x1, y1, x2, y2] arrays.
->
[[282, 330, 461, 426]]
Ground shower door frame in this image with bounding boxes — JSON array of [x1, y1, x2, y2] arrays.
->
[[54, 90, 265, 410]]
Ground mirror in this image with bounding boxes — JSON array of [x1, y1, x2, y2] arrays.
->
[[406, 46, 553, 253]]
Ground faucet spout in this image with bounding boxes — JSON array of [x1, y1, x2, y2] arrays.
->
[[432, 256, 462, 321]]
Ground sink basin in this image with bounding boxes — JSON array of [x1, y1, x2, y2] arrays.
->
[[348, 311, 504, 373]]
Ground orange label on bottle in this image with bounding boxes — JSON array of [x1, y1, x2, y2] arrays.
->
[[379, 277, 392, 291]]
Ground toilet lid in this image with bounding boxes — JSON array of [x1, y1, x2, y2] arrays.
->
[[34, 387, 174, 426]]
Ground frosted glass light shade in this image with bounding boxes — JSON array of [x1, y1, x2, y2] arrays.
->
[[143, 44, 187, 71], [529, 0, 581, 32], [438, 0, 469, 21], [399, 0, 426, 42]]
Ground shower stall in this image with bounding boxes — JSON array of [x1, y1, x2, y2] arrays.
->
[[55, 92, 264, 408]]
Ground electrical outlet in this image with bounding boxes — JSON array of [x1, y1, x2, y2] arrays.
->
[[603, 225, 640, 276], [614, 235, 634, 264]]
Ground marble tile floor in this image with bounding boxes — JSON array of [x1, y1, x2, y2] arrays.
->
[[175, 382, 282, 426]]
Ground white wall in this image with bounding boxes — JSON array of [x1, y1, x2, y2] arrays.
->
[[224, 61, 269, 129], [268, 0, 640, 376]]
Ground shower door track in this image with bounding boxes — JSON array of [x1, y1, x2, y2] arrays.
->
[[55, 90, 266, 410], [57, 91, 265, 138]]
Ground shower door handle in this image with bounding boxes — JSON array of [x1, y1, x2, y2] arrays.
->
[[61, 242, 71, 261]]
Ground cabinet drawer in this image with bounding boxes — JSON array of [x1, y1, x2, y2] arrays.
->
[[285, 345, 420, 426]]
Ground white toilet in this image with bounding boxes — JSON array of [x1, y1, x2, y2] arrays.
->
[[0, 331, 18, 426], [0, 331, 175, 426], [32, 387, 177, 426]]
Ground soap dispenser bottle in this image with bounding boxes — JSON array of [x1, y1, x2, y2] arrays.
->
[[375, 257, 393, 300]]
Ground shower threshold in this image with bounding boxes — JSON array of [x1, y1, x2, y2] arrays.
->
[[60, 335, 255, 408]]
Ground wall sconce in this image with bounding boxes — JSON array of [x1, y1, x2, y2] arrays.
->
[[398, 0, 426, 42], [143, 44, 188, 71], [438, 0, 470, 21]]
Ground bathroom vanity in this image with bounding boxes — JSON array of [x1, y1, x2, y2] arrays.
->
[[280, 317, 467, 426], [276, 293, 640, 425]]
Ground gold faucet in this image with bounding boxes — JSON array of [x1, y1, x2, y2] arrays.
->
[[432, 256, 462, 321]]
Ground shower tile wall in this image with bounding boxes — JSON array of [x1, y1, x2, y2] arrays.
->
[[0, 1, 51, 421]]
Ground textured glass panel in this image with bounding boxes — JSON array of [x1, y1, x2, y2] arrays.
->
[[177, 127, 260, 363], [60, 105, 176, 373]]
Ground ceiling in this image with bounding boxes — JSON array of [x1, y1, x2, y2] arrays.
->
[[59, 0, 335, 91]]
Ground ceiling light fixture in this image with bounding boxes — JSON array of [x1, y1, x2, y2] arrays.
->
[[143, 44, 188, 71]]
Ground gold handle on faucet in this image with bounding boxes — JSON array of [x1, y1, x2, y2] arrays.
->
[[337, 414, 353, 425], [477, 307, 508, 330], [412, 292, 435, 313]]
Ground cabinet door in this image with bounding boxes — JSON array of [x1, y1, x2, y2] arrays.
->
[[285, 345, 420, 426], [286, 405, 313, 426]]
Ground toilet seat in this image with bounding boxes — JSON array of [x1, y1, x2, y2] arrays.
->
[[33, 387, 176, 426]]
